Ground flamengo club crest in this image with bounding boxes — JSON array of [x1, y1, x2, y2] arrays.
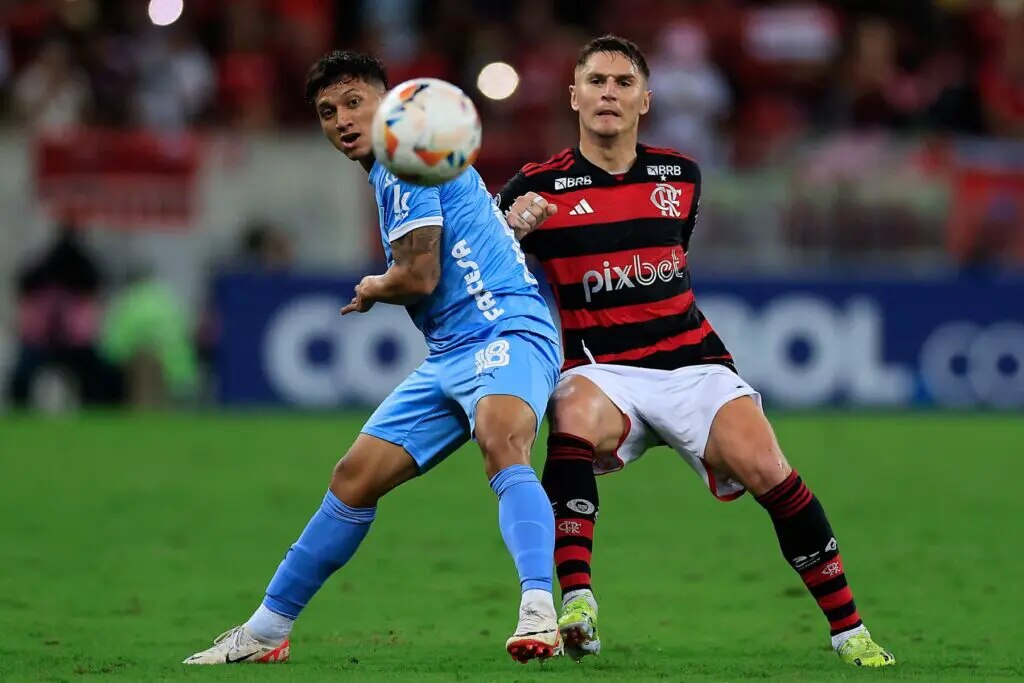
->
[[650, 183, 682, 217]]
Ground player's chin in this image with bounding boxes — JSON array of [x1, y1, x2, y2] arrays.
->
[[338, 141, 371, 161], [591, 123, 623, 139], [590, 117, 625, 137]]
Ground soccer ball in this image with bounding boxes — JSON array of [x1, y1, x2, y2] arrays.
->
[[371, 78, 482, 186]]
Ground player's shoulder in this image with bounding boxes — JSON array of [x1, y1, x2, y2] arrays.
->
[[519, 147, 576, 178], [509, 147, 580, 189], [637, 143, 701, 182]]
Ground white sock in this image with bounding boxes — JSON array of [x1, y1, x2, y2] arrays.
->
[[521, 588, 555, 615], [245, 603, 295, 644], [831, 624, 868, 651]]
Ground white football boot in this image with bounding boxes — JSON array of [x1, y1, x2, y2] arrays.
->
[[505, 591, 564, 663], [182, 625, 289, 665]]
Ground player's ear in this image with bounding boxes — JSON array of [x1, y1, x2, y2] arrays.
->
[[640, 88, 651, 116], [569, 84, 579, 112]]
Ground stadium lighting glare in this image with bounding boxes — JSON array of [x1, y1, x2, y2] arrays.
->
[[148, 0, 184, 26], [477, 62, 519, 100]]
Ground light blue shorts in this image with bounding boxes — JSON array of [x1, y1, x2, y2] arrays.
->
[[361, 330, 560, 472]]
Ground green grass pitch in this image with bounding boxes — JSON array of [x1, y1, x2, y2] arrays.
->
[[1, 412, 1022, 681]]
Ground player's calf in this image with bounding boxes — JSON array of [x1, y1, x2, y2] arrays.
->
[[706, 397, 893, 662], [543, 375, 626, 601], [476, 394, 560, 662], [183, 435, 415, 664]]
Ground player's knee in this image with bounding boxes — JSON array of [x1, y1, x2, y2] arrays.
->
[[548, 398, 594, 436], [478, 429, 533, 477], [733, 447, 791, 496], [330, 456, 376, 507], [478, 429, 532, 461], [548, 379, 609, 439], [330, 451, 406, 508]]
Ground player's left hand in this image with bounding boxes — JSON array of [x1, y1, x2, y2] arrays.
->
[[340, 277, 377, 315]]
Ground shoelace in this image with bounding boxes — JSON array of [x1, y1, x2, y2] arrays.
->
[[516, 607, 553, 634], [213, 627, 249, 648]]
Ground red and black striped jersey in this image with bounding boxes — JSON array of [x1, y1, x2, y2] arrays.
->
[[497, 144, 732, 373]]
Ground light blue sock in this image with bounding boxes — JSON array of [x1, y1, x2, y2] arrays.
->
[[489, 464, 554, 593], [260, 491, 376, 620]]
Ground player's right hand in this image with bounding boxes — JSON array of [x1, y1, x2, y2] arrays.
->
[[506, 192, 557, 236], [340, 276, 377, 315]]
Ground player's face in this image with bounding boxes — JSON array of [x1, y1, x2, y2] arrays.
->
[[570, 52, 650, 139], [315, 78, 382, 163]]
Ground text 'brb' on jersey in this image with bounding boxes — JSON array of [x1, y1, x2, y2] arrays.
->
[[498, 145, 733, 372], [370, 162, 558, 355]]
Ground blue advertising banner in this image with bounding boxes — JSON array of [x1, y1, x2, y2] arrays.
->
[[216, 273, 1023, 409], [216, 272, 427, 407], [696, 276, 1023, 409]]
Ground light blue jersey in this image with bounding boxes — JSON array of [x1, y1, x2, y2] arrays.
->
[[369, 162, 558, 354], [362, 163, 560, 472]]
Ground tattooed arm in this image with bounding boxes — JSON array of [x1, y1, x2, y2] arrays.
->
[[341, 226, 442, 314]]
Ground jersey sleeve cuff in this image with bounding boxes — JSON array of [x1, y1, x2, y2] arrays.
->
[[388, 216, 443, 242]]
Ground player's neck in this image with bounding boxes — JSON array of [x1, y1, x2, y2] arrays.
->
[[578, 132, 637, 175]]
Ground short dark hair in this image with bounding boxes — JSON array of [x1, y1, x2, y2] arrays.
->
[[575, 35, 650, 81], [304, 50, 389, 103]]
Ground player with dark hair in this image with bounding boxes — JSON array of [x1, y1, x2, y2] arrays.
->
[[498, 35, 895, 668], [184, 50, 563, 665]]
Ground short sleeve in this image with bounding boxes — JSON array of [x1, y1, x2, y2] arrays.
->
[[495, 171, 530, 214], [381, 179, 443, 243]]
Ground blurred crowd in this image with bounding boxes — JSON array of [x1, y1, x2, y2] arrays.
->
[[1, 0, 1022, 167], [5, 214, 294, 410], [2, 0, 1023, 411]]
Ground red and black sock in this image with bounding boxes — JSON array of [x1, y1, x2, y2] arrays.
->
[[756, 470, 862, 636], [542, 432, 599, 597]]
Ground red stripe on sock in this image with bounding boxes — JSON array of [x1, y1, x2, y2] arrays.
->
[[757, 470, 799, 505], [777, 486, 813, 519], [801, 555, 846, 587], [554, 544, 592, 565], [830, 611, 863, 632], [559, 572, 591, 588], [818, 586, 854, 611], [547, 454, 596, 462]]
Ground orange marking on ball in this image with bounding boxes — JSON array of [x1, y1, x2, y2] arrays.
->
[[385, 126, 400, 158], [414, 148, 449, 166]]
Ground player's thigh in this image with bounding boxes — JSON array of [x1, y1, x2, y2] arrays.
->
[[361, 359, 471, 476], [640, 364, 764, 500], [555, 364, 655, 473], [451, 332, 559, 477], [548, 374, 629, 454], [703, 394, 791, 496]]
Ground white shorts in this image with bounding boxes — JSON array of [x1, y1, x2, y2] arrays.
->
[[561, 363, 762, 501]]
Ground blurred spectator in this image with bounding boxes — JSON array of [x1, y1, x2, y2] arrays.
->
[[7, 221, 120, 409], [216, 2, 277, 128], [12, 40, 91, 130], [646, 19, 730, 166], [977, 12, 1024, 137], [232, 220, 295, 273], [134, 25, 215, 129], [839, 19, 929, 129], [100, 271, 199, 408]]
